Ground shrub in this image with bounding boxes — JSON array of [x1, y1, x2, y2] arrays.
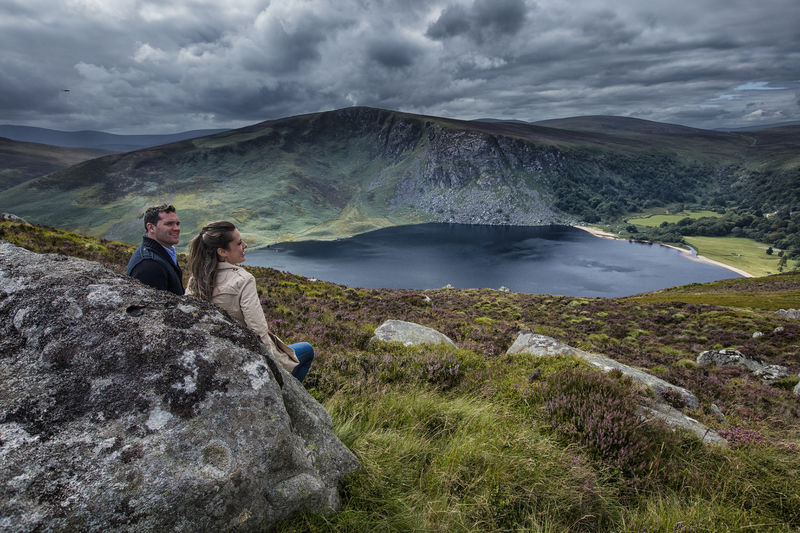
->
[[543, 367, 660, 478]]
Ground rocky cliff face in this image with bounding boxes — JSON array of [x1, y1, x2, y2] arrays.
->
[[0, 242, 359, 531], [304, 107, 567, 226]]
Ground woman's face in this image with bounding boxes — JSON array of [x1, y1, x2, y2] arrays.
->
[[217, 228, 247, 264]]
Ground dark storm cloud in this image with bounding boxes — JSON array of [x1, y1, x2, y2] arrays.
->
[[367, 39, 421, 69], [427, 0, 528, 43], [0, 0, 798, 132]]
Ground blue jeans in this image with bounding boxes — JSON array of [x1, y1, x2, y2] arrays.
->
[[289, 342, 314, 382]]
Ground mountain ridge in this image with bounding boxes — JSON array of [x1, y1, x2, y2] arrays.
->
[[0, 137, 112, 191], [0, 124, 229, 152], [0, 106, 797, 250]]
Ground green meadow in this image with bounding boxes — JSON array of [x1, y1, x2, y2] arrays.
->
[[627, 210, 723, 227], [684, 236, 787, 277]]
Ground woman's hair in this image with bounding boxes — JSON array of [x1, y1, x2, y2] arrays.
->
[[187, 220, 237, 300]]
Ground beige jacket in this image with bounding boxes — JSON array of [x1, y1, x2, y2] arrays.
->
[[188, 262, 299, 371]]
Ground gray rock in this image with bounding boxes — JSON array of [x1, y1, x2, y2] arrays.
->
[[776, 309, 800, 319], [794, 376, 800, 397], [0, 242, 359, 532], [697, 349, 788, 382], [639, 403, 727, 446], [372, 319, 456, 347], [507, 333, 699, 408], [709, 403, 727, 422], [752, 331, 763, 338], [0, 213, 29, 224]]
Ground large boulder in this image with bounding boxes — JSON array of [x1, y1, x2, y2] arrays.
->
[[0, 242, 359, 532], [372, 319, 456, 347]]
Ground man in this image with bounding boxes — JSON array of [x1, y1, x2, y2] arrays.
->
[[126, 204, 184, 295]]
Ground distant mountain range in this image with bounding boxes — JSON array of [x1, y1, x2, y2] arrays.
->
[[0, 125, 229, 152], [0, 138, 110, 191], [0, 107, 797, 250]]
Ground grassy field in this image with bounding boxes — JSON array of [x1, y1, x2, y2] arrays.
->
[[4, 220, 800, 531], [627, 210, 722, 227], [684, 236, 788, 277]]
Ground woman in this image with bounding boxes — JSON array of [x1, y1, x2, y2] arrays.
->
[[186, 220, 314, 382]]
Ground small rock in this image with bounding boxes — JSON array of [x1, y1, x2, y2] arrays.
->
[[697, 349, 788, 382], [773, 326, 784, 334], [752, 331, 763, 339], [776, 309, 800, 319], [371, 319, 456, 347], [709, 403, 727, 422], [753, 365, 789, 382], [1, 213, 29, 224]]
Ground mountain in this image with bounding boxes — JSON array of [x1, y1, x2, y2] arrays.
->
[[0, 137, 111, 191], [0, 107, 797, 250], [0, 124, 229, 152]]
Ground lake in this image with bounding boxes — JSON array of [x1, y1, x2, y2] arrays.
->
[[243, 223, 740, 298]]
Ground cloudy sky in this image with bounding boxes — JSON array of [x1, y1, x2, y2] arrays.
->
[[2, 0, 798, 133]]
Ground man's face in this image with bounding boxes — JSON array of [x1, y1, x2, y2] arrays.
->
[[146, 211, 180, 247]]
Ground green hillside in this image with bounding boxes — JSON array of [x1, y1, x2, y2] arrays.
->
[[1, 108, 798, 253], [0, 137, 111, 190], [3, 220, 799, 531]]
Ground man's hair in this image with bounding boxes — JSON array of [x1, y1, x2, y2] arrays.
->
[[143, 204, 176, 231]]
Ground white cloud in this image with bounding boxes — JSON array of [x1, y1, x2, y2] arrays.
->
[[133, 43, 168, 63]]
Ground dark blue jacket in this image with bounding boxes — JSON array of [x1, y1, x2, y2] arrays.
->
[[126, 236, 185, 295]]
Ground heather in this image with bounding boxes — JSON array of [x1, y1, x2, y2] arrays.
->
[[3, 220, 800, 531]]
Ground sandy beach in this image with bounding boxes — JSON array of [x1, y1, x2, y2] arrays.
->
[[574, 225, 754, 278]]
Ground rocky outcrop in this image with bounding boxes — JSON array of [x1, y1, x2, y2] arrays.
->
[[389, 123, 565, 226], [507, 333, 698, 408], [696, 349, 788, 382], [0, 242, 359, 532], [506, 333, 725, 445], [776, 309, 800, 319], [372, 319, 456, 347]]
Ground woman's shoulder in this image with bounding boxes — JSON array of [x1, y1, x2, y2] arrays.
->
[[214, 262, 255, 291]]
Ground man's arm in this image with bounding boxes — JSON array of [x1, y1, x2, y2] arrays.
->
[[129, 259, 169, 291]]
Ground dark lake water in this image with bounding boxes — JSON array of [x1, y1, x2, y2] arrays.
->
[[244, 223, 740, 298]]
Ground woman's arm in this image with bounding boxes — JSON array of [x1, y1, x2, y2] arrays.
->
[[237, 274, 271, 345]]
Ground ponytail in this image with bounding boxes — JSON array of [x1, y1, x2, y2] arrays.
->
[[186, 220, 236, 300]]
